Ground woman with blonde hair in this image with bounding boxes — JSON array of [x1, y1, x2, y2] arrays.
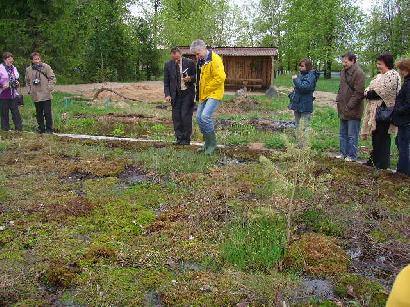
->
[[361, 53, 401, 169]]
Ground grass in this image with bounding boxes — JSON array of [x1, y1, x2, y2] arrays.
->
[[1, 87, 408, 305], [221, 210, 287, 271], [274, 73, 342, 93], [274, 73, 372, 94]]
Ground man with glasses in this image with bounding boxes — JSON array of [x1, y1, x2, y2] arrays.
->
[[190, 39, 226, 155]]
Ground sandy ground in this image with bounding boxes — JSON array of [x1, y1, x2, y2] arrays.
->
[[39, 81, 337, 108]]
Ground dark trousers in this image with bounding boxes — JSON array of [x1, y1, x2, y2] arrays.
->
[[396, 125, 410, 176], [172, 90, 194, 142], [369, 121, 391, 169], [34, 100, 53, 132], [0, 98, 22, 131]]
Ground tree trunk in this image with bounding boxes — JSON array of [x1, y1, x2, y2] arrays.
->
[[324, 60, 332, 79]]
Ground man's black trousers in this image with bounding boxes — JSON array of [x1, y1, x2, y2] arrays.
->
[[35, 100, 53, 133], [172, 90, 194, 143]]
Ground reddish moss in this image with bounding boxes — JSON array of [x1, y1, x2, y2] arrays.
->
[[286, 233, 349, 277]]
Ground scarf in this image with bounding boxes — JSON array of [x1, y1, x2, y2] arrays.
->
[[361, 69, 401, 137]]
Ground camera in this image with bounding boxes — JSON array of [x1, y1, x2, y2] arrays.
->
[[10, 80, 19, 89], [33, 78, 41, 85]]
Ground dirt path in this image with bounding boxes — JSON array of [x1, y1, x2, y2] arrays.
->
[[31, 81, 336, 108], [276, 86, 337, 108]]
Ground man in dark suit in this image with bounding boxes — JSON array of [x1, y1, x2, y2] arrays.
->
[[164, 47, 196, 145]]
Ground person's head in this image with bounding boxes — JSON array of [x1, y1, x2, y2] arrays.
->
[[342, 52, 357, 70], [190, 39, 208, 60], [30, 52, 42, 65], [170, 47, 181, 62], [2, 52, 14, 66], [299, 58, 313, 73], [395, 58, 410, 78], [376, 53, 394, 74]]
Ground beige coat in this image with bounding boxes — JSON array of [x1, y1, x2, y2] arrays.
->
[[361, 69, 401, 137], [25, 63, 56, 102]]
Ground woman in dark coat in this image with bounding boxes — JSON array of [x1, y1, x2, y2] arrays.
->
[[392, 58, 410, 176], [289, 58, 320, 130]]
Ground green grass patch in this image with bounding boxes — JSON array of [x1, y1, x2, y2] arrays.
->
[[221, 210, 287, 271], [132, 147, 218, 175], [300, 209, 343, 237]]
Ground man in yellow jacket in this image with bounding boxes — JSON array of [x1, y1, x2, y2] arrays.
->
[[190, 39, 226, 155]]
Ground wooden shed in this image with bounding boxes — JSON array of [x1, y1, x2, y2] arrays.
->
[[178, 47, 278, 90]]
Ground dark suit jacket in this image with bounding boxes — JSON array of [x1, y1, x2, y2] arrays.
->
[[164, 57, 196, 102]]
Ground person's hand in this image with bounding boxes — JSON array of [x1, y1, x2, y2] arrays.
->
[[165, 96, 172, 103], [15, 81, 19, 87], [292, 75, 298, 80], [2, 82, 10, 89], [182, 76, 191, 83]]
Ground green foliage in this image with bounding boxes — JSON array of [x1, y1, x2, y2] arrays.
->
[[334, 274, 388, 307], [265, 134, 287, 149], [132, 147, 218, 175], [360, 0, 410, 74], [221, 210, 287, 271], [112, 123, 126, 137], [300, 209, 343, 236], [0, 0, 161, 83]]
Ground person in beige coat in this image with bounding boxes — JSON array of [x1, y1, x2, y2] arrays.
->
[[361, 53, 401, 169], [25, 52, 56, 133]]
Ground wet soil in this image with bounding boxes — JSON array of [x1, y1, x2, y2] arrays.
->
[[217, 118, 295, 131]]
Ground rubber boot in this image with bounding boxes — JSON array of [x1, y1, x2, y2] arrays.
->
[[205, 132, 217, 155], [197, 133, 209, 152]]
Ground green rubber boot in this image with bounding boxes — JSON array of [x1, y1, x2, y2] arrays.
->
[[197, 133, 209, 152], [204, 132, 217, 155]]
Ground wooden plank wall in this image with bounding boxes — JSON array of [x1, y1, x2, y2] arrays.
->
[[223, 56, 272, 90]]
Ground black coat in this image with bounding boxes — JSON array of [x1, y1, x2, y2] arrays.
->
[[163, 57, 196, 102], [392, 76, 410, 127]]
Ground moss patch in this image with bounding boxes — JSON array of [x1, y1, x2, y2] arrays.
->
[[334, 273, 388, 306], [286, 233, 348, 277]]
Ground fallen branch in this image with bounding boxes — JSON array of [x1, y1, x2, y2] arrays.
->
[[92, 87, 144, 102]]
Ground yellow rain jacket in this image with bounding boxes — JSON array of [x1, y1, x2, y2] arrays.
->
[[387, 265, 410, 307], [199, 51, 226, 102]]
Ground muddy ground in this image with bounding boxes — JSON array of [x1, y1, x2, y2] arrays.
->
[[32, 81, 337, 108], [0, 132, 408, 306]]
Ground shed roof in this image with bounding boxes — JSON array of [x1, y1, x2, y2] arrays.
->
[[178, 46, 278, 57]]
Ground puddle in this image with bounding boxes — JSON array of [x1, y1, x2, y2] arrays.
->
[[65, 172, 98, 182], [73, 113, 171, 125], [117, 166, 157, 186], [217, 156, 249, 166], [144, 290, 163, 307], [216, 118, 295, 132], [290, 277, 335, 303], [155, 104, 169, 110], [347, 238, 409, 287]]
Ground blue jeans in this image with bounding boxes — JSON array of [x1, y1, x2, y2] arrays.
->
[[196, 98, 220, 134], [340, 119, 361, 159], [396, 125, 410, 176]]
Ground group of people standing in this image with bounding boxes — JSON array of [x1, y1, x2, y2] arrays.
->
[[0, 52, 56, 134], [164, 40, 226, 155], [289, 52, 410, 176]]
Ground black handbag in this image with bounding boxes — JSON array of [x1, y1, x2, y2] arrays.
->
[[375, 77, 400, 123], [376, 102, 393, 122]]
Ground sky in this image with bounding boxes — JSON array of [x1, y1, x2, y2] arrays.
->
[[130, 0, 376, 17]]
